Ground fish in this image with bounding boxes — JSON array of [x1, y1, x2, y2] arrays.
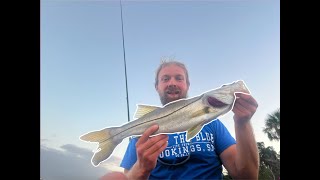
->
[[79, 80, 251, 166]]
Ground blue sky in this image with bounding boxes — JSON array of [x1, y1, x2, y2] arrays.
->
[[41, 0, 279, 178]]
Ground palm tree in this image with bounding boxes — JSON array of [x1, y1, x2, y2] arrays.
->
[[263, 108, 280, 142], [257, 142, 280, 180]]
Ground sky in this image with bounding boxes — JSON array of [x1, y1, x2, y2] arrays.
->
[[41, 0, 280, 179]]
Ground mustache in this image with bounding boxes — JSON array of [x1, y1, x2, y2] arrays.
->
[[165, 85, 181, 94]]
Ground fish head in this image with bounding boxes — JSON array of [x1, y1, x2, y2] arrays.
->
[[201, 80, 251, 117]]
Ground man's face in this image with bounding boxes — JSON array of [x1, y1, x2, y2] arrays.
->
[[156, 64, 189, 105]]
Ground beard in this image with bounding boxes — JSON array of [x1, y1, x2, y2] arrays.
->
[[159, 85, 188, 105]]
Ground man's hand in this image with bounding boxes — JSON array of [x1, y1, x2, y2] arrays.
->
[[135, 124, 168, 174], [229, 93, 259, 179], [232, 93, 258, 124]]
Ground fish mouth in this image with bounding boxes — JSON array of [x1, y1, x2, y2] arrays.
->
[[207, 96, 228, 108]]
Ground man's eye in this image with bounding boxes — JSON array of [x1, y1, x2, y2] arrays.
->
[[162, 77, 169, 82], [176, 76, 184, 81]]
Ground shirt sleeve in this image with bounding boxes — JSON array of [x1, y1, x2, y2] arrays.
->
[[211, 119, 236, 155], [120, 137, 138, 170]]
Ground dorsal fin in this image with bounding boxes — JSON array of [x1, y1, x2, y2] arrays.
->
[[133, 104, 161, 119]]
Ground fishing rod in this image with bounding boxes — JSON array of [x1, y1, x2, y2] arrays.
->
[[120, 0, 130, 123]]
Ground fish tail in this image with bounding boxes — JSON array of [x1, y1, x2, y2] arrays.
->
[[79, 127, 122, 166]]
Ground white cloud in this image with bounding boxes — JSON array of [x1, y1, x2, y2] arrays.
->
[[41, 143, 123, 180]]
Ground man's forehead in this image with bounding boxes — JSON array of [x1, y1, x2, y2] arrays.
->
[[159, 65, 186, 76]]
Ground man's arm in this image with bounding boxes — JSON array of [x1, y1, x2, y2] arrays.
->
[[220, 93, 259, 179], [123, 124, 168, 180]]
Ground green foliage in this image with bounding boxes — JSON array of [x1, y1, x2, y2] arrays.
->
[[259, 165, 275, 180], [263, 108, 280, 142], [258, 142, 280, 180], [223, 174, 233, 180]]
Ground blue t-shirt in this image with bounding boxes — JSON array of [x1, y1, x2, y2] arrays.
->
[[120, 119, 236, 180]]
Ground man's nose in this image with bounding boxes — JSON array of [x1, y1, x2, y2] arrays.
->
[[168, 78, 177, 86]]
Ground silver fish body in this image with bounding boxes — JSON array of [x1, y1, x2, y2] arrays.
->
[[80, 80, 250, 166]]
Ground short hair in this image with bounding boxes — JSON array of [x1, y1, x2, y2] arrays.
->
[[154, 58, 190, 87]]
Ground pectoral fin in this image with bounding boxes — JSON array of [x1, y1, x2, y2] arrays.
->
[[186, 123, 204, 142], [133, 104, 161, 119], [190, 107, 210, 118]]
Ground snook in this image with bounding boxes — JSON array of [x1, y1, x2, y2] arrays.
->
[[80, 80, 250, 166]]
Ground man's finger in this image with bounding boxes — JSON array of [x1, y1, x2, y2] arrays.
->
[[144, 134, 168, 154], [149, 140, 169, 160], [234, 93, 258, 108], [136, 124, 159, 145]]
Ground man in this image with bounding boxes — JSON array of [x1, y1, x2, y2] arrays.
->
[[108, 60, 259, 179]]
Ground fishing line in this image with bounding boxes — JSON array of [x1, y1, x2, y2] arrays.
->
[[120, 0, 130, 123]]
